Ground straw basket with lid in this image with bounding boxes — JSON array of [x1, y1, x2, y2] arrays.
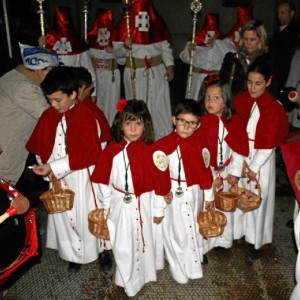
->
[[88, 208, 110, 240], [40, 177, 75, 214], [197, 208, 227, 238], [229, 178, 262, 212]]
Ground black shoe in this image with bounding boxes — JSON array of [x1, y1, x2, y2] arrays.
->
[[68, 262, 82, 273], [201, 255, 208, 265], [214, 246, 226, 252], [246, 244, 259, 260], [286, 219, 294, 228], [235, 237, 245, 244], [99, 250, 112, 272]]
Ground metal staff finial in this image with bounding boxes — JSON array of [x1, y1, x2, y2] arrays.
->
[[36, 0, 46, 38], [187, 0, 202, 99], [83, 0, 90, 42], [122, 0, 136, 99]]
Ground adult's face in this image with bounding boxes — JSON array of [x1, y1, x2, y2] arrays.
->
[[241, 30, 260, 54], [35, 67, 53, 83], [277, 3, 294, 26]]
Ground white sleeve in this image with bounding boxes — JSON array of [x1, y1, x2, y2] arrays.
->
[[204, 186, 214, 201], [249, 149, 273, 173], [161, 40, 174, 67], [153, 194, 166, 217], [179, 42, 190, 64], [49, 155, 72, 179], [98, 183, 112, 214], [112, 41, 127, 64], [228, 151, 244, 178]]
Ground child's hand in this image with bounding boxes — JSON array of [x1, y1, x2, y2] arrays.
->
[[165, 65, 174, 82], [246, 168, 257, 181], [205, 200, 214, 211], [153, 216, 164, 224], [212, 177, 223, 190], [32, 163, 51, 176], [188, 42, 196, 52], [105, 46, 113, 53], [226, 174, 239, 185], [164, 191, 173, 204]]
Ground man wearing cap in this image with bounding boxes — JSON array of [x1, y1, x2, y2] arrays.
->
[[0, 45, 59, 188]]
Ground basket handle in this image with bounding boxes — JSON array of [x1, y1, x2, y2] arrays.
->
[[244, 162, 261, 198], [52, 176, 61, 195]]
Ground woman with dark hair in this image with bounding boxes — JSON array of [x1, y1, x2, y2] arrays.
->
[[219, 20, 279, 98], [234, 60, 289, 260]]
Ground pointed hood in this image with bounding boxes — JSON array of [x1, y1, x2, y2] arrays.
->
[[88, 8, 114, 50], [112, 0, 171, 45], [46, 6, 89, 55], [194, 13, 224, 46], [226, 6, 253, 46]]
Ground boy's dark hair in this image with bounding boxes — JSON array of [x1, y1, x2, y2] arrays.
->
[[247, 59, 272, 82], [173, 99, 202, 120], [112, 99, 155, 144], [70, 66, 93, 88], [200, 78, 234, 121], [41, 66, 79, 96]]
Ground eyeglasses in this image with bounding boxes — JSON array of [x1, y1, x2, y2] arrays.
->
[[175, 118, 199, 129]]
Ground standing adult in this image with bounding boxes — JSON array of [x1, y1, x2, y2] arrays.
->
[[269, 1, 300, 92], [219, 20, 279, 98], [0, 45, 59, 187], [180, 13, 236, 101], [87, 8, 121, 125], [112, 0, 174, 140]]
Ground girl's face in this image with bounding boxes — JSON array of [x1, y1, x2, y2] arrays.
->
[[247, 71, 271, 99], [48, 91, 77, 113], [204, 86, 226, 117], [121, 118, 145, 142], [172, 113, 200, 139], [241, 30, 260, 54]]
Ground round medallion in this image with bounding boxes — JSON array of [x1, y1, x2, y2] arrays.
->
[[218, 163, 225, 172], [175, 186, 184, 198], [123, 193, 132, 204]]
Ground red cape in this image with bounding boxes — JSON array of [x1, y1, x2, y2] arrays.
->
[[82, 98, 112, 143], [154, 131, 213, 189], [198, 114, 249, 168], [234, 91, 289, 149], [91, 139, 170, 197], [26, 102, 101, 170], [280, 131, 300, 206]]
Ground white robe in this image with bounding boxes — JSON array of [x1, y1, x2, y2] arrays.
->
[[162, 147, 213, 283], [203, 120, 244, 253], [44, 116, 101, 264], [89, 48, 121, 125], [113, 41, 174, 140], [234, 103, 276, 249], [98, 144, 162, 297], [180, 38, 236, 100], [290, 210, 300, 300]]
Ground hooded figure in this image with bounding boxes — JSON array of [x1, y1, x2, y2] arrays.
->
[[180, 13, 236, 100], [112, 0, 174, 140]]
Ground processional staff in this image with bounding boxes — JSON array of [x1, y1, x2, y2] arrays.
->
[[122, 0, 136, 99], [36, 0, 46, 45], [187, 0, 202, 99], [83, 0, 90, 42]]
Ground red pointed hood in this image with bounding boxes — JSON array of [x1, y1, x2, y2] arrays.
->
[[112, 0, 171, 44], [194, 13, 224, 46], [88, 9, 114, 50], [226, 6, 253, 46]]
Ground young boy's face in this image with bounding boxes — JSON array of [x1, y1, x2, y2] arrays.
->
[[48, 91, 77, 113], [172, 113, 200, 139]]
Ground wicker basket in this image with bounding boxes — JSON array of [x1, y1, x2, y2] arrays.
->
[[88, 208, 110, 240], [39, 177, 75, 214], [229, 180, 261, 212], [197, 209, 227, 238], [215, 190, 239, 212]]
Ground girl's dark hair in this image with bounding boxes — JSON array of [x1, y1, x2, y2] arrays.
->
[[200, 78, 234, 121], [247, 59, 272, 82], [112, 99, 155, 144], [173, 99, 202, 120], [41, 66, 79, 96]]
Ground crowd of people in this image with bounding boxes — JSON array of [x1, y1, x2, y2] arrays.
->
[[1, 0, 300, 298]]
